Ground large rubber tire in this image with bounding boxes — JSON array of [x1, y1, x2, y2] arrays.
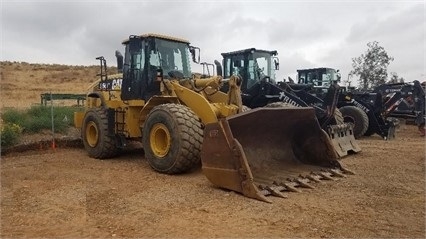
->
[[142, 103, 203, 174], [339, 106, 369, 139], [82, 108, 118, 159], [333, 108, 344, 125], [321, 108, 345, 127]]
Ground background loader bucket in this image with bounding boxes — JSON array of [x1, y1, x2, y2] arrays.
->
[[327, 123, 361, 158], [201, 108, 351, 203]]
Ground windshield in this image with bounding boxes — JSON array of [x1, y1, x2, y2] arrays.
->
[[323, 69, 334, 84], [299, 69, 338, 86], [151, 38, 192, 78], [247, 52, 276, 88]]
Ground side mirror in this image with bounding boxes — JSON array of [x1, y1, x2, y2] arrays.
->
[[273, 57, 279, 70], [189, 46, 200, 64]]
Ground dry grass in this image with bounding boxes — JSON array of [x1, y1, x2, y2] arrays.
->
[[0, 61, 117, 109]]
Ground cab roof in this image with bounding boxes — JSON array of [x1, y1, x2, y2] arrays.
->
[[221, 48, 278, 57], [297, 68, 337, 73], [121, 33, 190, 44]]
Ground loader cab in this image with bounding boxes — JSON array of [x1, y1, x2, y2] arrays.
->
[[297, 68, 341, 88], [120, 34, 196, 101], [297, 68, 341, 98], [221, 48, 279, 92]]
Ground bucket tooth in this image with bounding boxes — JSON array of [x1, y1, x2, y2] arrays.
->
[[317, 171, 336, 181], [272, 179, 302, 193], [274, 181, 302, 193], [328, 169, 347, 178], [285, 183, 302, 193], [265, 186, 288, 198], [306, 174, 322, 183], [271, 181, 287, 192], [294, 178, 316, 189], [258, 184, 287, 198], [258, 185, 272, 197], [340, 167, 355, 175]]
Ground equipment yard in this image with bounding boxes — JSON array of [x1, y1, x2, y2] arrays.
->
[[1, 0, 425, 237], [1, 56, 425, 238], [1, 124, 424, 238]]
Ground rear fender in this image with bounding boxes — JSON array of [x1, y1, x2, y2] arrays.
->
[[139, 96, 179, 125], [168, 81, 224, 124]]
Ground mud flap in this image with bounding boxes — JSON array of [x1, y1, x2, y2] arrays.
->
[[201, 108, 351, 203], [327, 123, 361, 158]]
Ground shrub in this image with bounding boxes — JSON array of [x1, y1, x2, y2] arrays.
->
[[2, 105, 79, 135], [1, 108, 25, 126], [26, 106, 77, 133], [1, 123, 23, 147]]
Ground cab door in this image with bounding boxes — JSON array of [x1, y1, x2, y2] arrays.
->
[[121, 37, 146, 100]]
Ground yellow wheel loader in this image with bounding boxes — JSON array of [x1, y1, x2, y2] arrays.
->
[[74, 34, 352, 202]]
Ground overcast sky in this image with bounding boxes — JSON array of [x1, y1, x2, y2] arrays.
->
[[1, 0, 425, 86]]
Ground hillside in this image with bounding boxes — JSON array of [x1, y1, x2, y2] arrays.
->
[[0, 61, 117, 109]]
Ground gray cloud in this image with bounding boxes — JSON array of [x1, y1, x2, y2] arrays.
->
[[2, 1, 424, 86], [320, 3, 425, 83]]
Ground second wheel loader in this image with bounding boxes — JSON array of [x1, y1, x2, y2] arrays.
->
[[215, 48, 360, 158], [74, 34, 352, 203]]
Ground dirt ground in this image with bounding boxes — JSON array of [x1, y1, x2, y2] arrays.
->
[[1, 123, 425, 238]]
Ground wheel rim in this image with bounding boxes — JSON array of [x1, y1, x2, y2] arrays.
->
[[86, 121, 99, 147], [150, 123, 171, 158]]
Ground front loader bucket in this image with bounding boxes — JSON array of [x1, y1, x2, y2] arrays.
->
[[201, 108, 353, 203], [327, 123, 361, 158]]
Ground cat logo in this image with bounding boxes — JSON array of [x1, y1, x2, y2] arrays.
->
[[98, 78, 123, 91], [111, 79, 122, 90]]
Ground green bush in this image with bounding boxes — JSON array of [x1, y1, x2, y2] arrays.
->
[[2, 105, 80, 134], [1, 108, 25, 126], [1, 123, 23, 147]]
